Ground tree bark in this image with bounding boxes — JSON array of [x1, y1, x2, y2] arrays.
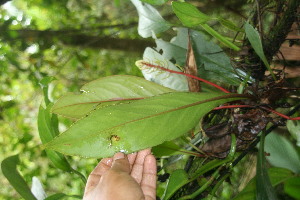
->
[[1, 28, 156, 53]]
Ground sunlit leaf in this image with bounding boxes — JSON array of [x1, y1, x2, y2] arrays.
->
[[172, 1, 210, 27], [256, 132, 278, 200], [162, 169, 189, 200], [137, 48, 189, 91], [52, 75, 174, 119], [131, 0, 171, 38], [265, 132, 300, 173], [1, 155, 37, 200], [233, 168, 295, 200], [44, 92, 248, 158], [39, 76, 56, 106], [244, 22, 276, 80]]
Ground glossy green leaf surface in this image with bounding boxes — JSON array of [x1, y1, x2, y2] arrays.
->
[[162, 169, 189, 200], [256, 132, 278, 200], [1, 155, 37, 200], [52, 75, 173, 119], [265, 132, 300, 173], [131, 0, 171, 38], [172, 2, 210, 27], [244, 23, 275, 80], [233, 167, 295, 200], [44, 92, 247, 158]]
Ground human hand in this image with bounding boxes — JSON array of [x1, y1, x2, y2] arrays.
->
[[83, 149, 157, 200]]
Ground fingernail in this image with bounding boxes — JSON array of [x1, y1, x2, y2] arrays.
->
[[114, 152, 125, 160]]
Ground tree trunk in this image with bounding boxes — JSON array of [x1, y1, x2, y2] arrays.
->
[[1, 28, 156, 53]]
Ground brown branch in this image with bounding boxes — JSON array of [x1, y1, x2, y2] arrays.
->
[[264, 0, 300, 60]]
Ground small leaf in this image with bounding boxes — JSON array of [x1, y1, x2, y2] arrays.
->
[[38, 105, 72, 172], [131, 0, 171, 38], [152, 141, 197, 157], [256, 131, 278, 200], [244, 23, 276, 80], [265, 132, 300, 173], [140, 0, 168, 5], [162, 169, 189, 200], [200, 24, 240, 51], [172, 1, 210, 27], [39, 76, 56, 106], [44, 92, 248, 158], [137, 48, 189, 91], [1, 155, 37, 200], [52, 75, 173, 119], [217, 18, 244, 32], [233, 167, 295, 200]]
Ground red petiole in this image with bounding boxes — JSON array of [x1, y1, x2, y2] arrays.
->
[[141, 61, 300, 121], [141, 62, 231, 93]]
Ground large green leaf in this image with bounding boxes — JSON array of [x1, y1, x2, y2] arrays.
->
[[265, 132, 300, 173], [172, 2, 240, 51], [1, 155, 37, 200], [131, 0, 171, 38], [256, 132, 278, 200], [52, 75, 173, 119], [244, 23, 276, 80], [233, 167, 295, 200], [172, 1, 210, 27], [44, 92, 248, 158]]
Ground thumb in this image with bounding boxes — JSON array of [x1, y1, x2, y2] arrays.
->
[[110, 152, 131, 173]]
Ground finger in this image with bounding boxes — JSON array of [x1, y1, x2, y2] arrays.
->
[[127, 152, 137, 170], [131, 148, 151, 184], [141, 154, 157, 200], [84, 157, 112, 195], [110, 152, 131, 173]]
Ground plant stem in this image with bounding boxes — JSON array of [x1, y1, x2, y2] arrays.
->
[[72, 169, 87, 184], [178, 167, 221, 199]]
